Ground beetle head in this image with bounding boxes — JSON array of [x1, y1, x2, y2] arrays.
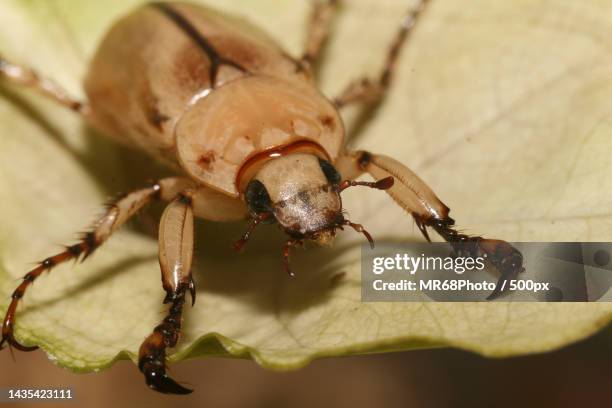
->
[[235, 153, 394, 275], [245, 153, 343, 243]]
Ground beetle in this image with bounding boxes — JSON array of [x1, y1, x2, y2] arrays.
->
[[0, 0, 523, 394]]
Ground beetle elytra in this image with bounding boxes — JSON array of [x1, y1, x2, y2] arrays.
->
[[0, 0, 524, 394]]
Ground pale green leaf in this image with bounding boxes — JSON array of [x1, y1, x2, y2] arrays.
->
[[1, 0, 611, 373]]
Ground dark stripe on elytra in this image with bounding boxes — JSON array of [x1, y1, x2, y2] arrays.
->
[[151, 2, 247, 85]]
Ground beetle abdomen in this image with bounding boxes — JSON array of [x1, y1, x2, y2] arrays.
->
[[84, 2, 305, 168]]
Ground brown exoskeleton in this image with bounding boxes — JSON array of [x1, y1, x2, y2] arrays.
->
[[0, 0, 523, 394]]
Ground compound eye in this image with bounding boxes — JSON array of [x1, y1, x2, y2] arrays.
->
[[318, 158, 341, 185], [245, 179, 273, 216]]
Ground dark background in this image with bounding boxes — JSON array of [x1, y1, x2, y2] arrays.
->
[[0, 325, 610, 408]]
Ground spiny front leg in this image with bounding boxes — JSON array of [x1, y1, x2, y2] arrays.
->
[[333, 0, 431, 108], [427, 221, 524, 300], [0, 55, 88, 114], [336, 151, 524, 299], [0, 177, 193, 351], [300, 0, 339, 72], [138, 192, 195, 395]]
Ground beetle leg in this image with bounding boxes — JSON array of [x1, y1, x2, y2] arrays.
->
[[300, 0, 339, 72], [0, 177, 192, 352], [138, 192, 195, 395], [333, 0, 431, 108], [0, 55, 89, 115], [336, 150, 524, 299]]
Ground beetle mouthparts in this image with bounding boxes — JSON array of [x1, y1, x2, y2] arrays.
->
[[312, 229, 336, 246], [340, 219, 375, 249]]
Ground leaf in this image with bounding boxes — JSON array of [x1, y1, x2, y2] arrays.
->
[[1, 0, 611, 373]]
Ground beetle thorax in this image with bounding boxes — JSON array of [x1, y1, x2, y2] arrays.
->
[[252, 154, 343, 243], [174, 76, 344, 196]]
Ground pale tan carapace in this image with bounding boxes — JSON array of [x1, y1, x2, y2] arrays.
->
[[84, 3, 344, 197], [0, 0, 523, 395]]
